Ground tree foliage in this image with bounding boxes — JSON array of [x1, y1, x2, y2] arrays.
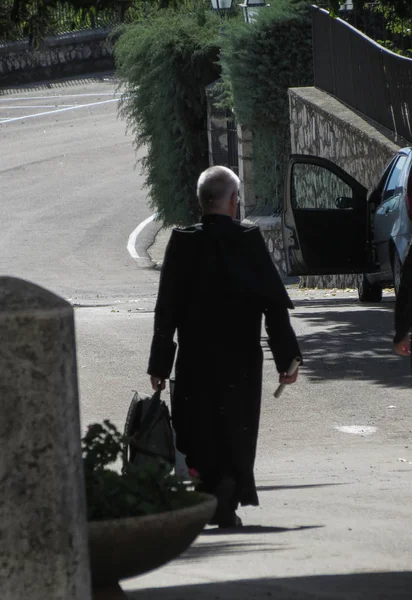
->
[[0, 0, 198, 43], [0, 2, 12, 37], [324, 0, 412, 19], [0, 0, 213, 44], [1, 0, 111, 43], [320, 0, 412, 56], [219, 0, 313, 211], [377, 0, 412, 19], [115, 6, 221, 226]]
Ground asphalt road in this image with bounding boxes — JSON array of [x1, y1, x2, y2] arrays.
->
[[0, 73, 159, 303], [2, 76, 412, 599], [0, 74, 160, 428]]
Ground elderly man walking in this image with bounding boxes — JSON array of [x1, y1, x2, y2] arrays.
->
[[148, 166, 302, 527]]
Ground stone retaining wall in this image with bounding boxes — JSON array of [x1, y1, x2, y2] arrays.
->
[[0, 29, 115, 87], [204, 83, 407, 289], [243, 215, 288, 280]]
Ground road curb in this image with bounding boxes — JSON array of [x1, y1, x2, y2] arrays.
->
[[147, 226, 172, 270]]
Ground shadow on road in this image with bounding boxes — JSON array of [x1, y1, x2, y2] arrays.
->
[[0, 72, 116, 95], [264, 297, 412, 389], [126, 571, 412, 599], [128, 571, 412, 600], [173, 539, 286, 560], [202, 524, 322, 536], [256, 483, 346, 492], [169, 522, 322, 560]]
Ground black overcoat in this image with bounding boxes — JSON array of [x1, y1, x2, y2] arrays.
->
[[148, 214, 301, 506], [394, 243, 412, 343]]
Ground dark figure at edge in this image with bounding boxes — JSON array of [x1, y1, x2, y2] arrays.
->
[[148, 166, 302, 527], [394, 244, 412, 357]]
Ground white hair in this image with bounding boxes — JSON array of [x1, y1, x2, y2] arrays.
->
[[197, 166, 240, 210]]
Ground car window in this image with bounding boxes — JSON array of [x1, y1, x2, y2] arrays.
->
[[382, 155, 408, 202], [292, 163, 354, 210]]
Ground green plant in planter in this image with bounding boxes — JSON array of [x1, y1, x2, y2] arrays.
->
[[82, 420, 199, 522]]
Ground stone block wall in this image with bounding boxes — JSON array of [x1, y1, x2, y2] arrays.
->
[[206, 83, 406, 288], [288, 86, 406, 288], [0, 29, 114, 87], [243, 215, 288, 280], [237, 124, 256, 220]]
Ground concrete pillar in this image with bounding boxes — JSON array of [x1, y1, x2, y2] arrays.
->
[[0, 277, 91, 600], [237, 123, 256, 220]]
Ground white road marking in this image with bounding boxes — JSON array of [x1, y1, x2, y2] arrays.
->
[[0, 105, 77, 109], [127, 214, 157, 260], [0, 92, 122, 102], [335, 425, 377, 436], [0, 98, 119, 124]]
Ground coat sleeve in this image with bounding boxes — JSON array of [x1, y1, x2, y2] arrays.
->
[[264, 306, 302, 373], [394, 244, 412, 343], [147, 230, 180, 378], [247, 227, 302, 372]]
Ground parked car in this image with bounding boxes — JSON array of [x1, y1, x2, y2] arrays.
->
[[281, 148, 412, 302]]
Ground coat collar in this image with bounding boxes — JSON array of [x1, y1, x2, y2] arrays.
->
[[201, 214, 234, 225]]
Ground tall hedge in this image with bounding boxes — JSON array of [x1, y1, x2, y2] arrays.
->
[[115, 7, 221, 226], [219, 0, 313, 212]]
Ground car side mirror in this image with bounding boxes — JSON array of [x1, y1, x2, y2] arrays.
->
[[335, 196, 357, 209]]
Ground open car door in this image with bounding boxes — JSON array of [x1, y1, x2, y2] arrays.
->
[[282, 155, 369, 276]]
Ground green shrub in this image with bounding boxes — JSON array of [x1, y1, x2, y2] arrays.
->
[[83, 420, 199, 521], [0, 1, 12, 39], [219, 0, 313, 212], [115, 6, 221, 226]]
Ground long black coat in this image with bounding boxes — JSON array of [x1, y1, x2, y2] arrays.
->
[[148, 214, 301, 506], [395, 244, 412, 343]]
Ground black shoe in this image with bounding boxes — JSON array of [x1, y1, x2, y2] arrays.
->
[[217, 511, 243, 529], [207, 475, 242, 527]]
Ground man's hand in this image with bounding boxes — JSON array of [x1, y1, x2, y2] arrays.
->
[[279, 369, 298, 385], [150, 376, 166, 391], [393, 336, 411, 356]]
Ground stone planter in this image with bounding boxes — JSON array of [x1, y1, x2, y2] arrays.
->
[[88, 493, 216, 599]]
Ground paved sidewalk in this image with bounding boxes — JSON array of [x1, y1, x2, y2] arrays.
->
[[122, 432, 411, 599]]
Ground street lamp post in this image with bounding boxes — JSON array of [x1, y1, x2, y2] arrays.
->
[[238, 0, 269, 24], [210, 0, 234, 19]]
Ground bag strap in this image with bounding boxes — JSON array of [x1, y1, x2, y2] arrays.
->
[[138, 388, 162, 434]]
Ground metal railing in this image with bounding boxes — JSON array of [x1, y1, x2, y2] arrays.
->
[[312, 6, 412, 142]]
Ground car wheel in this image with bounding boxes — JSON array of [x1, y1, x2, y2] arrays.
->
[[392, 249, 402, 296], [358, 274, 383, 303]]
